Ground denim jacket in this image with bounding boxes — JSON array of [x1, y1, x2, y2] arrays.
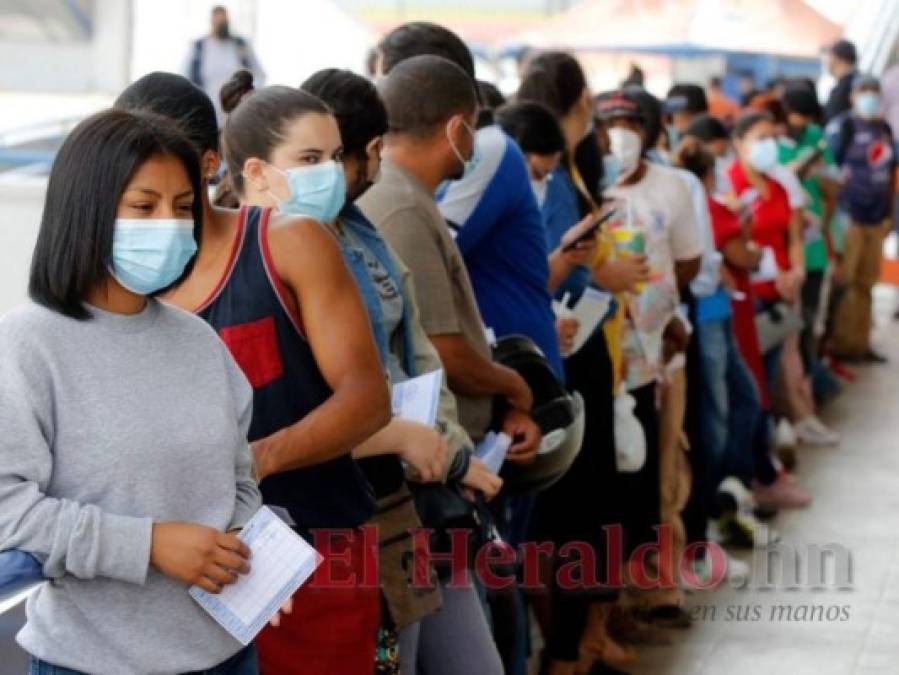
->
[[338, 204, 417, 377], [337, 204, 472, 481]]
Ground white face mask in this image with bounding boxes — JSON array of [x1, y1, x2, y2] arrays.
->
[[608, 127, 642, 181]]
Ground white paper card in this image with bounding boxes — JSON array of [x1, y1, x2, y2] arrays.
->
[[189, 506, 322, 645], [570, 288, 613, 355], [474, 432, 512, 474], [392, 369, 443, 427]]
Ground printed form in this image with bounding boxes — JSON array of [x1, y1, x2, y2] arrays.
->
[[392, 369, 443, 427], [190, 506, 322, 644]]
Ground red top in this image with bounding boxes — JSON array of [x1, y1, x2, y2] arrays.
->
[[708, 195, 771, 408], [708, 195, 742, 250], [727, 160, 791, 301]]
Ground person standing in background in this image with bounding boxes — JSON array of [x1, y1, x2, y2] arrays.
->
[[823, 39, 858, 123], [184, 5, 265, 127], [826, 75, 896, 362], [706, 76, 740, 125]]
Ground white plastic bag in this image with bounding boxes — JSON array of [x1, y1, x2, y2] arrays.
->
[[614, 391, 646, 473]]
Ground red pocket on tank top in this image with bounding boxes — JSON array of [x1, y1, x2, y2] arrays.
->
[[219, 317, 284, 389]]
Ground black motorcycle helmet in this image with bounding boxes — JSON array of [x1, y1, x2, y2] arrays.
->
[[491, 335, 584, 494]]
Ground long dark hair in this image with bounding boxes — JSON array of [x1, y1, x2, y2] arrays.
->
[[219, 69, 331, 194], [517, 51, 587, 118], [29, 109, 202, 319]]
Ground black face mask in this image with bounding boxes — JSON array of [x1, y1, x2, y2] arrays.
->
[[214, 21, 230, 39]]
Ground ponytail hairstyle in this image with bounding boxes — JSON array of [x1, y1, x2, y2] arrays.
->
[[517, 51, 587, 118], [219, 69, 331, 194]]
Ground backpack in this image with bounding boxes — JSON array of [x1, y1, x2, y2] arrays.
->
[[830, 113, 894, 166], [189, 36, 251, 88]]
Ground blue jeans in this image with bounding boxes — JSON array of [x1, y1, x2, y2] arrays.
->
[[697, 318, 761, 504], [28, 644, 258, 675]]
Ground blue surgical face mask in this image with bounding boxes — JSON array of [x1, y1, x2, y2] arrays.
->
[[601, 153, 621, 189], [854, 92, 881, 119], [747, 137, 779, 174], [110, 218, 197, 295], [270, 160, 347, 223], [447, 120, 480, 179]]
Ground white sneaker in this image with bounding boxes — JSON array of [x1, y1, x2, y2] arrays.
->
[[808, 415, 841, 442], [718, 476, 757, 513], [795, 415, 840, 446], [775, 418, 798, 450]]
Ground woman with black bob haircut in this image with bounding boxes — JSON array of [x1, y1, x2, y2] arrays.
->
[[1, 108, 262, 674], [119, 69, 392, 675]]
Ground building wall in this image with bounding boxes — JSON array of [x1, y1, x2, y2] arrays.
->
[[0, 177, 45, 315], [0, 0, 130, 93]]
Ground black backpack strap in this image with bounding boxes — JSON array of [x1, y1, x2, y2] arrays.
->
[[189, 38, 204, 87]]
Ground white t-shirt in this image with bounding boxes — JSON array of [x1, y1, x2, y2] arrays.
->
[[606, 162, 704, 390]]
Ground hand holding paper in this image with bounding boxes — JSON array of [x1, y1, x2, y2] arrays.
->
[[190, 507, 322, 645]]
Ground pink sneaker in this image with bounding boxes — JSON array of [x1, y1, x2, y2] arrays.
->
[[753, 473, 812, 509]]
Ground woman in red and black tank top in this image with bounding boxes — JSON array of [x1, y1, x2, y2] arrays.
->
[[119, 73, 390, 674]]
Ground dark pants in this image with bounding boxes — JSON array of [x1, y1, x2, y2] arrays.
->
[[800, 270, 825, 371], [682, 293, 710, 546], [29, 645, 258, 675], [530, 328, 619, 662]]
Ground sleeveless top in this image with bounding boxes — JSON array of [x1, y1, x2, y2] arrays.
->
[[197, 206, 375, 534]]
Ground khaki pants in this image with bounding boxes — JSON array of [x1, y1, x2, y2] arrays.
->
[[624, 366, 691, 608], [832, 222, 887, 357], [656, 366, 691, 606]]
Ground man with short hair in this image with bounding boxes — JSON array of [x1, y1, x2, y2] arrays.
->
[[358, 56, 531, 675], [358, 56, 540, 457], [823, 39, 859, 123], [376, 22, 566, 383], [182, 5, 265, 126]]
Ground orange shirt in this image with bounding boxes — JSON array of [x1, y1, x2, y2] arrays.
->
[[708, 90, 740, 122]]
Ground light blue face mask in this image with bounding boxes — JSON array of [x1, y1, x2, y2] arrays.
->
[[447, 120, 480, 179], [854, 92, 881, 120], [601, 153, 621, 189], [270, 160, 347, 223], [110, 218, 197, 295], [747, 137, 779, 174]]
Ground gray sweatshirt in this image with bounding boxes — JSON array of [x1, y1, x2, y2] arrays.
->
[[0, 300, 261, 674]]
